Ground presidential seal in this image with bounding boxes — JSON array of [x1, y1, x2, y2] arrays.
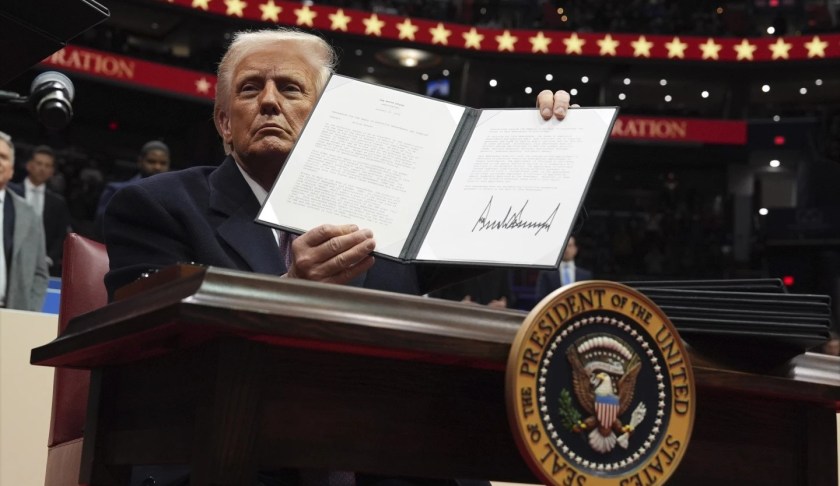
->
[[506, 281, 694, 486]]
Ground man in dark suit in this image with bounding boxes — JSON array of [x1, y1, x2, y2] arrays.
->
[[0, 131, 48, 310], [94, 140, 170, 240], [104, 28, 575, 299], [95, 140, 171, 222], [9, 145, 72, 277], [103, 27, 574, 486], [535, 235, 592, 302]]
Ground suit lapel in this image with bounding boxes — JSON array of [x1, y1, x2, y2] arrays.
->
[[209, 157, 285, 275], [206, 157, 372, 284], [43, 190, 54, 216]]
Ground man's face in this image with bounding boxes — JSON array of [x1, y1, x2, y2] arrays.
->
[[0, 142, 13, 190], [562, 236, 578, 262], [138, 149, 170, 176], [217, 41, 320, 186], [26, 152, 55, 186]]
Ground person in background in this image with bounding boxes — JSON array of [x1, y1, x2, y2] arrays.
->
[[535, 235, 592, 302], [95, 140, 170, 224], [0, 131, 48, 310], [8, 145, 72, 277]]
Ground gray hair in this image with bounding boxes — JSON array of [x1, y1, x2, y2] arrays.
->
[[0, 131, 14, 159], [214, 28, 337, 152]]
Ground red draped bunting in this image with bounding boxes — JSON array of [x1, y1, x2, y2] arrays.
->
[[158, 0, 839, 62]]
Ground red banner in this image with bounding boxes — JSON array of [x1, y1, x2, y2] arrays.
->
[[157, 0, 840, 62], [41, 45, 215, 102], [40, 45, 747, 145], [611, 116, 746, 145]]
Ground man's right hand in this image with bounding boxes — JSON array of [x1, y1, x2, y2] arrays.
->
[[286, 224, 376, 284]]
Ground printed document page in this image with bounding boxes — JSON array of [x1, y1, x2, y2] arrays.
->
[[258, 75, 465, 257], [416, 107, 617, 266]]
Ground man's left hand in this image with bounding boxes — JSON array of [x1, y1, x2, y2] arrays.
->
[[537, 90, 579, 120]]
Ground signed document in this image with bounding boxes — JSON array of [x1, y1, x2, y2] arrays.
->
[[257, 75, 617, 268]]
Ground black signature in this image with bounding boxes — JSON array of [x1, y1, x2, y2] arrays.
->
[[471, 196, 560, 235]]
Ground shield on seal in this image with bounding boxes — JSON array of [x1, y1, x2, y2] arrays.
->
[[595, 393, 620, 429]]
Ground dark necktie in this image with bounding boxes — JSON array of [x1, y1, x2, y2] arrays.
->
[[278, 231, 296, 271], [3, 194, 14, 265]]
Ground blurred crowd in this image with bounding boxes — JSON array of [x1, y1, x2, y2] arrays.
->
[[8, 140, 170, 241]]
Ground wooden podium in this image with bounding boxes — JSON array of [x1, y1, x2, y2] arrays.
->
[[31, 266, 840, 485]]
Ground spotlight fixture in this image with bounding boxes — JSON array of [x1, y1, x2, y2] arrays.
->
[[375, 48, 440, 69]]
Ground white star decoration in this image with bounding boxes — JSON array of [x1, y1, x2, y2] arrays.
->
[[195, 77, 212, 94]]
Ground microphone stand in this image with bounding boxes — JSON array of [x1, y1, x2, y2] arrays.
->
[[0, 90, 28, 106]]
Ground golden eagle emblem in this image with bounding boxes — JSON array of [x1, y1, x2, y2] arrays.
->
[[567, 333, 647, 453]]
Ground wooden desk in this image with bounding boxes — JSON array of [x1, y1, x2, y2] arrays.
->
[[32, 267, 840, 485]]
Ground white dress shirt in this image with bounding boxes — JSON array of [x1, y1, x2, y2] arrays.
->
[[24, 177, 45, 217], [560, 260, 576, 286]]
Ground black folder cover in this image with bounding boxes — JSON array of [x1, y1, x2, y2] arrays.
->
[[0, 0, 109, 85], [625, 279, 833, 364]]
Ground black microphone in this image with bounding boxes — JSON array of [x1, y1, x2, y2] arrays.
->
[[30, 71, 75, 130]]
